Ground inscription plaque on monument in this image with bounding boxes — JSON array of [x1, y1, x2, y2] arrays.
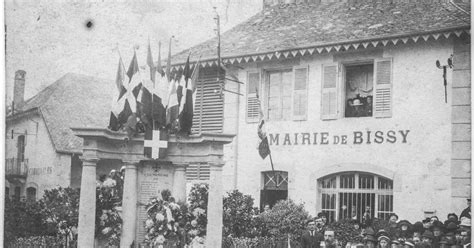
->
[[136, 162, 174, 243]]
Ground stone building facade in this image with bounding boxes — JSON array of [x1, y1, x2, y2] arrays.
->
[[170, 0, 471, 222]]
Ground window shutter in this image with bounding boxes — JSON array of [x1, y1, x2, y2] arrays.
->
[[321, 64, 339, 120], [293, 66, 308, 120], [374, 59, 392, 118], [246, 71, 260, 122], [191, 71, 224, 133]]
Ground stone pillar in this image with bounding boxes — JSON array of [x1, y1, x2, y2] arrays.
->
[[77, 157, 98, 248], [172, 163, 188, 202], [120, 160, 139, 248], [205, 163, 224, 247]]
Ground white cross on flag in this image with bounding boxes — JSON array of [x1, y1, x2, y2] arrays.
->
[[144, 129, 168, 159]]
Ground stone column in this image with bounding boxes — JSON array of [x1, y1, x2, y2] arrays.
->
[[205, 162, 224, 248], [77, 157, 98, 248], [120, 160, 139, 248], [172, 163, 188, 202]]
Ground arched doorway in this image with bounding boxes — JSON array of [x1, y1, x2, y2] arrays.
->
[[318, 172, 393, 222]]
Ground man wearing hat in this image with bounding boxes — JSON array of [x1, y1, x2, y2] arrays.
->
[[390, 239, 401, 248], [460, 199, 471, 223], [421, 230, 434, 246], [422, 218, 432, 231], [301, 219, 323, 248], [412, 221, 425, 237], [364, 227, 377, 248], [431, 220, 445, 246], [377, 235, 390, 248], [403, 240, 415, 248]]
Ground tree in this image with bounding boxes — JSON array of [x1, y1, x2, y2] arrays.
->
[[38, 187, 80, 246], [223, 190, 259, 238], [259, 199, 310, 242]]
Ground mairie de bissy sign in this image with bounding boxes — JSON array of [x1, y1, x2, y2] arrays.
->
[[267, 130, 410, 146]]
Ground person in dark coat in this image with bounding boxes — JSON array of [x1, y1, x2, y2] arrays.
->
[[460, 199, 471, 222], [301, 219, 323, 248]]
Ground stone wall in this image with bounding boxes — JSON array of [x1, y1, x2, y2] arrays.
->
[[450, 34, 471, 214]]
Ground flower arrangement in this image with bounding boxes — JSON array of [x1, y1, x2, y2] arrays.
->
[[143, 189, 187, 247], [95, 169, 124, 247], [185, 183, 209, 244]]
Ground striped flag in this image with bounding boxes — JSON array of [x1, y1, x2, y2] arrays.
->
[[178, 55, 194, 134], [256, 88, 270, 159], [108, 56, 129, 131]]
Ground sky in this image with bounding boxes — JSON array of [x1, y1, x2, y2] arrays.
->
[[4, 0, 262, 104]]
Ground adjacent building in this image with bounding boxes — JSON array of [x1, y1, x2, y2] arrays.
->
[[5, 72, 118, 200]]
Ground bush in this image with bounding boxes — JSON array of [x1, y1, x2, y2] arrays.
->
[[327, 219, 364, 246], [223, 190, 259, 238], [186, 183, 209, 240], [259, 199, 310, 242], [4, 198, 50, 246], [7, 235, 64, 248], [95, 172, 124, 247]]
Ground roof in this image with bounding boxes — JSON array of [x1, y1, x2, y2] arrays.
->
[[8, 73, 115, 153], [170, 0, 470, 67]]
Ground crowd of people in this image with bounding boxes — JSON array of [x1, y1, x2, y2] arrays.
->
[[301, 199, 472, 248]]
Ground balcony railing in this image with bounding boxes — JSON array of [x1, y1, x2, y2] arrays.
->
[[5, 158, 28, 178]]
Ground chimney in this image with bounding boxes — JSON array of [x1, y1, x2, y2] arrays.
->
[[13, 70, 26, 112]]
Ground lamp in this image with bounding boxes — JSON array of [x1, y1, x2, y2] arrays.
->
[[435, 54, 454, 103]]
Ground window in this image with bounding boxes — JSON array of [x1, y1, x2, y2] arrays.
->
[[246, 67, 309, 122], [345, 64, 373, 118], [26, 187, 36, 202], [14, 186, 21, 201], [321, 58, 392, 120], [266, 70, 292, 120], [318, 172, 393, 222], [17, 135, 25, 162], [260, 171, 288, 210], [5, 187, 9, 199]]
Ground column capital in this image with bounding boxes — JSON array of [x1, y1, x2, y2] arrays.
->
[[79, 156, 99, 166]]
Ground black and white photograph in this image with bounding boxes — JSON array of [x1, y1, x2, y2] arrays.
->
[[2, 0, 472, 247]]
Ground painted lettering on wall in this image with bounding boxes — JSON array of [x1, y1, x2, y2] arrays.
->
[[29, 167, 53, 175], [268, 130, 410, 146]]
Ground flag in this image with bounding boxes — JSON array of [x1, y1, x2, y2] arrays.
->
[[147, 40, 156, 83], [178, 55, 194, 134], [109, 56, 128, 131], [166, 78, 179, 129], [144, 128, 168, 159], [121, 51, 142, 138], [256, 89, 270, 159], [156, 41, 164, 76], [165, 37, 172, 82], [138, 42, 167, 131]]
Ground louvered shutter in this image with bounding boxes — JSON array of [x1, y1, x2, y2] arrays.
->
[[293, 66, 308, 120], [374, 59, 392, 118], [191, 71, 224, 133], [321, 64, 339, 120], [246, 71, 260, 122], [186, 163, 210, 181]]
